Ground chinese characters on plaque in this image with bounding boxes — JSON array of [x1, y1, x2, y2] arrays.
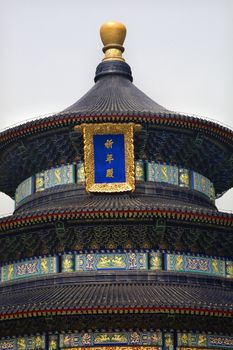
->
[[93, 134, 126, 184], [75, 123, 139, 192]]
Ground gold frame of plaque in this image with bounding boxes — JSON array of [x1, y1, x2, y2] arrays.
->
[[75, 123, 140, 193]]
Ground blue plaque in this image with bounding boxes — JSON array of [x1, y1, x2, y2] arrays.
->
[[77, 123, 137, 192], [93, 134, 126, 184]]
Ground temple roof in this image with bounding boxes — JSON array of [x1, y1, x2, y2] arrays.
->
[[0, 194, 233, 233], [60, 61, 170, 116], [0, 272, 232, 321], [0, 21, 232, 200]]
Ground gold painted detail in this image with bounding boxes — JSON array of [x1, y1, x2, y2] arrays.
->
[[75, 123, 140, 193], [178, 332, 233, 349], [64, 348, 161, 350], [178, 348, 216, 350], [100, 21, 126, 61]]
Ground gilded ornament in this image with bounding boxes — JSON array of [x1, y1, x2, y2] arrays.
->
[[75, 123, 140, 193], [48, 340, 57, 350], [17, 338, 26, 350], [211, 259, 219, 273], [41, 258, 48, 273], [198, 335, 206, 346], [8, 264, 14, 280], [176, 255, 183, 270], [100, 21, 126, 61]]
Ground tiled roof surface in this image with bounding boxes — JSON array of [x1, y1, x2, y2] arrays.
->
[[1, 193, 233, 232], [0, 61, 232, 146], [0, 272, 232, 318], [62, 68, 169, 115]]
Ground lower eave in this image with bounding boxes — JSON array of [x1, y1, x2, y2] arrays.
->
[[0, 271, 232, 322], [0, 207, 232, 232], [1, 306, 232, 322]]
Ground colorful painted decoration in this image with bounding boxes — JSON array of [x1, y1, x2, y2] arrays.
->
[[1, 332, 232, 350], [62, 254, 74, 272], [178, 168, 190, 188], [16, 336, 46, 350], [15, 161, 216, 206], [178, 333, 233, 348], [149, 252, 163, 270], [164, 333, 174, 350], [35, 172, 45, 192], [135, 160, 145, 181], [0, 339, 16, 350], [1, 256, 58, 282], [60, 331, 162, 348], [48, 336, 59, 350], [44, 164, 75, 190], [76, 162, 85, 183], [75, 252, 147, 271], [15, 177, 33, 207], [192, 171, 215, 200], [146, 162, 179, 186], [76, 123, 137, 192], [1, 251, 232, 284], [226, 260, 233, 278], [35, 165, 75, 193], [146, 163, 215, 201], [165, 253, 225, 277]]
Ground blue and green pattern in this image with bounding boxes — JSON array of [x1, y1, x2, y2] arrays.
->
[[1, 252, 232, 283], [192, 171, 215, 200], [135, 160, 145, 181], [60, 331, 162, 348], [226, 260, 233, 278], [178, 333, 233, 349], [1, 332, 233, 350], [44, 164, 75, 189], [165, 253, 225, 277], [146, 162, 179, 185], [35, 172, 45, 192], [15, 161, 216, 206], [1, 256, 58, 282], [75, 252, 147, 271], [15, 177, 33, 207], [76, 161, 85, 183], [178, 168, 190, 188], [36, 164, 75, 192]]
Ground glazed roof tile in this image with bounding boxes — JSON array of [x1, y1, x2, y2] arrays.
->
[[62, 65, 169, 116], [0, 61, 232, 148], [0, 272, 232, 318], [0, 193, 232, 232]]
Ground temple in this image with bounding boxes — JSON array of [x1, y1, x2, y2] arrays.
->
[[0, 21, 233, 350]]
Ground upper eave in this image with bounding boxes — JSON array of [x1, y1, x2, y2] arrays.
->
[[1, 113, 233, 150], [0, 60, 233, 148]]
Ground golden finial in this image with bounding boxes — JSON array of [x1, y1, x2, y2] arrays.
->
[[100, 21, 126, 62]]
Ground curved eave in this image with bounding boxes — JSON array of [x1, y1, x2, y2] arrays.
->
[[0, 113, 233, 149], [1, 305, 232, 321], [0, 272, 232, 321], [0, 207, 232, 232]]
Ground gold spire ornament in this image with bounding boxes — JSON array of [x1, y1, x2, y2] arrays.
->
[[100, 21, 126, 61]]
